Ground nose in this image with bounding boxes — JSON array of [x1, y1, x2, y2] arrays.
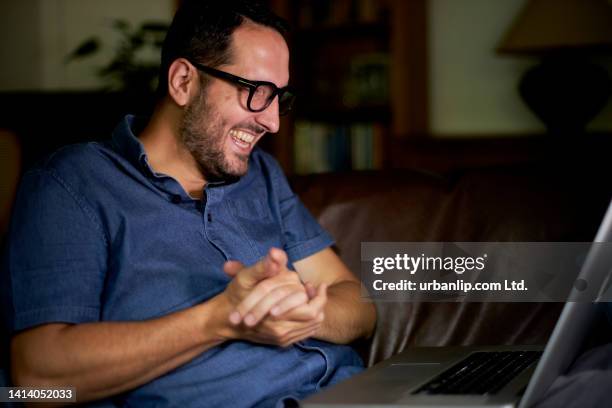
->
[[254, 97, 280, 134]]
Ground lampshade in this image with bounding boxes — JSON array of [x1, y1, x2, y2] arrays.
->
[[498, 0, 612, 55]]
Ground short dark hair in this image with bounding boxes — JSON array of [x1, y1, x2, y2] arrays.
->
[[157, 0, 289, 96]]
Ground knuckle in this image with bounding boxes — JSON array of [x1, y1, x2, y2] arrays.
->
[[249, 310, 263, 321], [275, 286, 291, 299], [304, 309, 317, 320], [234, 276, 248, 290], [235, 305, 249, 316], [297, 292, 309, 303], [271, 326, 285, 338], [259, 281, 273, 293], [280, 270, 298, 281]]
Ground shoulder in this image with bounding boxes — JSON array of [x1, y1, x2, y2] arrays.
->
[[26, 141, 116, 190], [38, 142, 105, 174], [13, 144, 111, 243], [16, 143, 119, 214]]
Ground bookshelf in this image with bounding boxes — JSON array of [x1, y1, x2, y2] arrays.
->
[[263, 0, 428, 175]]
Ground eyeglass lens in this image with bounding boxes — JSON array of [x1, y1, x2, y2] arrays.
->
[[249, 84, 294, 115]]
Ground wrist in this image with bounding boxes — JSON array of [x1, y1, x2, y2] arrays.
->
[[202, 292, 239, 342]]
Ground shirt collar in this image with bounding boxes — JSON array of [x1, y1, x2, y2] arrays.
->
[[110, 114, 239, 193], [111, 114, 154, 176]]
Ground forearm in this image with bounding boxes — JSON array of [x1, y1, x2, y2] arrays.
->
[[11, 294, 231, 403], [313, 280, 376, 344]]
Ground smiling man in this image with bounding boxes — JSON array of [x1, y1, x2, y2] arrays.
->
[[2, 1, 375, 407]]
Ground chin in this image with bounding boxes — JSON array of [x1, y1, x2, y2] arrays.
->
[[227, 162, 249, 178], [226, 150, 251, 175], [210, 157, 249, 181]]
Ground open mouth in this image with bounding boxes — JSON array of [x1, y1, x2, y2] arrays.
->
[[229, 129, 257, 150]]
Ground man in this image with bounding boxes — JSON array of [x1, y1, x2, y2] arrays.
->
[[2, 1, 376, 406]]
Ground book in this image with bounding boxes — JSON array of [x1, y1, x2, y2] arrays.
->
[[294, 120, 384, 174]]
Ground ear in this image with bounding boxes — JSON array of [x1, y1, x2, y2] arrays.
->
[[167, 58, 198, 107]]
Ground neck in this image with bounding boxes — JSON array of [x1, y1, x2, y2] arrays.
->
[[139, 100, 206, 199]]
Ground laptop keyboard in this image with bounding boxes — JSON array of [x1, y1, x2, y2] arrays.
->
[[413, 350, 542, 395]]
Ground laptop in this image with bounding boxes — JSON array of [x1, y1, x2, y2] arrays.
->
[[302, 199, 612, 408]]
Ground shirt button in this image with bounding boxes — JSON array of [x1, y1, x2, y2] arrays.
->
[[207, 213, 212, 222], [171, 195, 181, 204]]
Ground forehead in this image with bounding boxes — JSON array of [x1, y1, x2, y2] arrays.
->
[[225, 22, 290, 86]]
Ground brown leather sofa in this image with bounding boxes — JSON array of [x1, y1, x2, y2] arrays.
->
[[290, 164, 612, 366]]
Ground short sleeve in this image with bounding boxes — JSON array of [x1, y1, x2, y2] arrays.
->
[[265, 155, 334, 263], [3, 169, 108, 333]]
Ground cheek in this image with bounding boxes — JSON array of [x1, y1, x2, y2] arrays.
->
[[216, 84, 241, 106], [220, 86, 249, 113], [222, 92, 233, 104], [207, 89, 254, 131]]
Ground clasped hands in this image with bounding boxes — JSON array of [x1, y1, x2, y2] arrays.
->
[[221, 248, 326, 347]]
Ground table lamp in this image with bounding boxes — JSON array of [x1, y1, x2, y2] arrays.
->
[[498, 0, 612, 135]]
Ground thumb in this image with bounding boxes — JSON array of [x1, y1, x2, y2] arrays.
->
[[267, 247, 289, 269], [311, 282, 328, 306], [238, 255, 277, 287], [231, 248, 287, 286], [252, 247, 289, 280], [317, 282, 328, 300], [304, 281, 317, 300], [223, 260, 245, 277]]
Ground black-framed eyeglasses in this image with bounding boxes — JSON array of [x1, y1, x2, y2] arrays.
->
[[188, 59, 295, 116]]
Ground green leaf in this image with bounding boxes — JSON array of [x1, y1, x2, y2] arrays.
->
[[141, 22, 169, 32], [65, 38, 100, 62], [113, 19, 131, 33]]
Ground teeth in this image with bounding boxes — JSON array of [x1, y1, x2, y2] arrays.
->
[[230, 129, 255, 144]]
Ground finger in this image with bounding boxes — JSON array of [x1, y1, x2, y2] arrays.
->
[[244, 284, 306, 327], [270, 290, 309, 317], [279, 324, 321, 347], [254, 320, 320, 344], [264, 254, 280, 278], [303, 281, 317, 299], [236, 257, 275, 289], [233, 275, 295, 324], [229, 310, 242, 326], [223, 260, 245, 277], [278, 303, 320, 322], [312, 282, 328, 308], [281, 328, 319, 347], [267, 247, 288, 269], [227, 261, 271, 325], [243, 328, 289, 346], [249, 320, 299, 343], [250, 324, 290, 343], [305, 283, 328, 316], [279, 284, 328, 322], [318, 282, 328, 296]]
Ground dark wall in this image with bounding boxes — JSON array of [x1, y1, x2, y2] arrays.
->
[[0, 92, 155, 172]]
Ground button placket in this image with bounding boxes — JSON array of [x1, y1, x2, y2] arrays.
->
[[201, 187, 232, 262]]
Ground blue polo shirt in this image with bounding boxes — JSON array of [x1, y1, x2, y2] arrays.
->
[[2, 115, 363, 407]]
